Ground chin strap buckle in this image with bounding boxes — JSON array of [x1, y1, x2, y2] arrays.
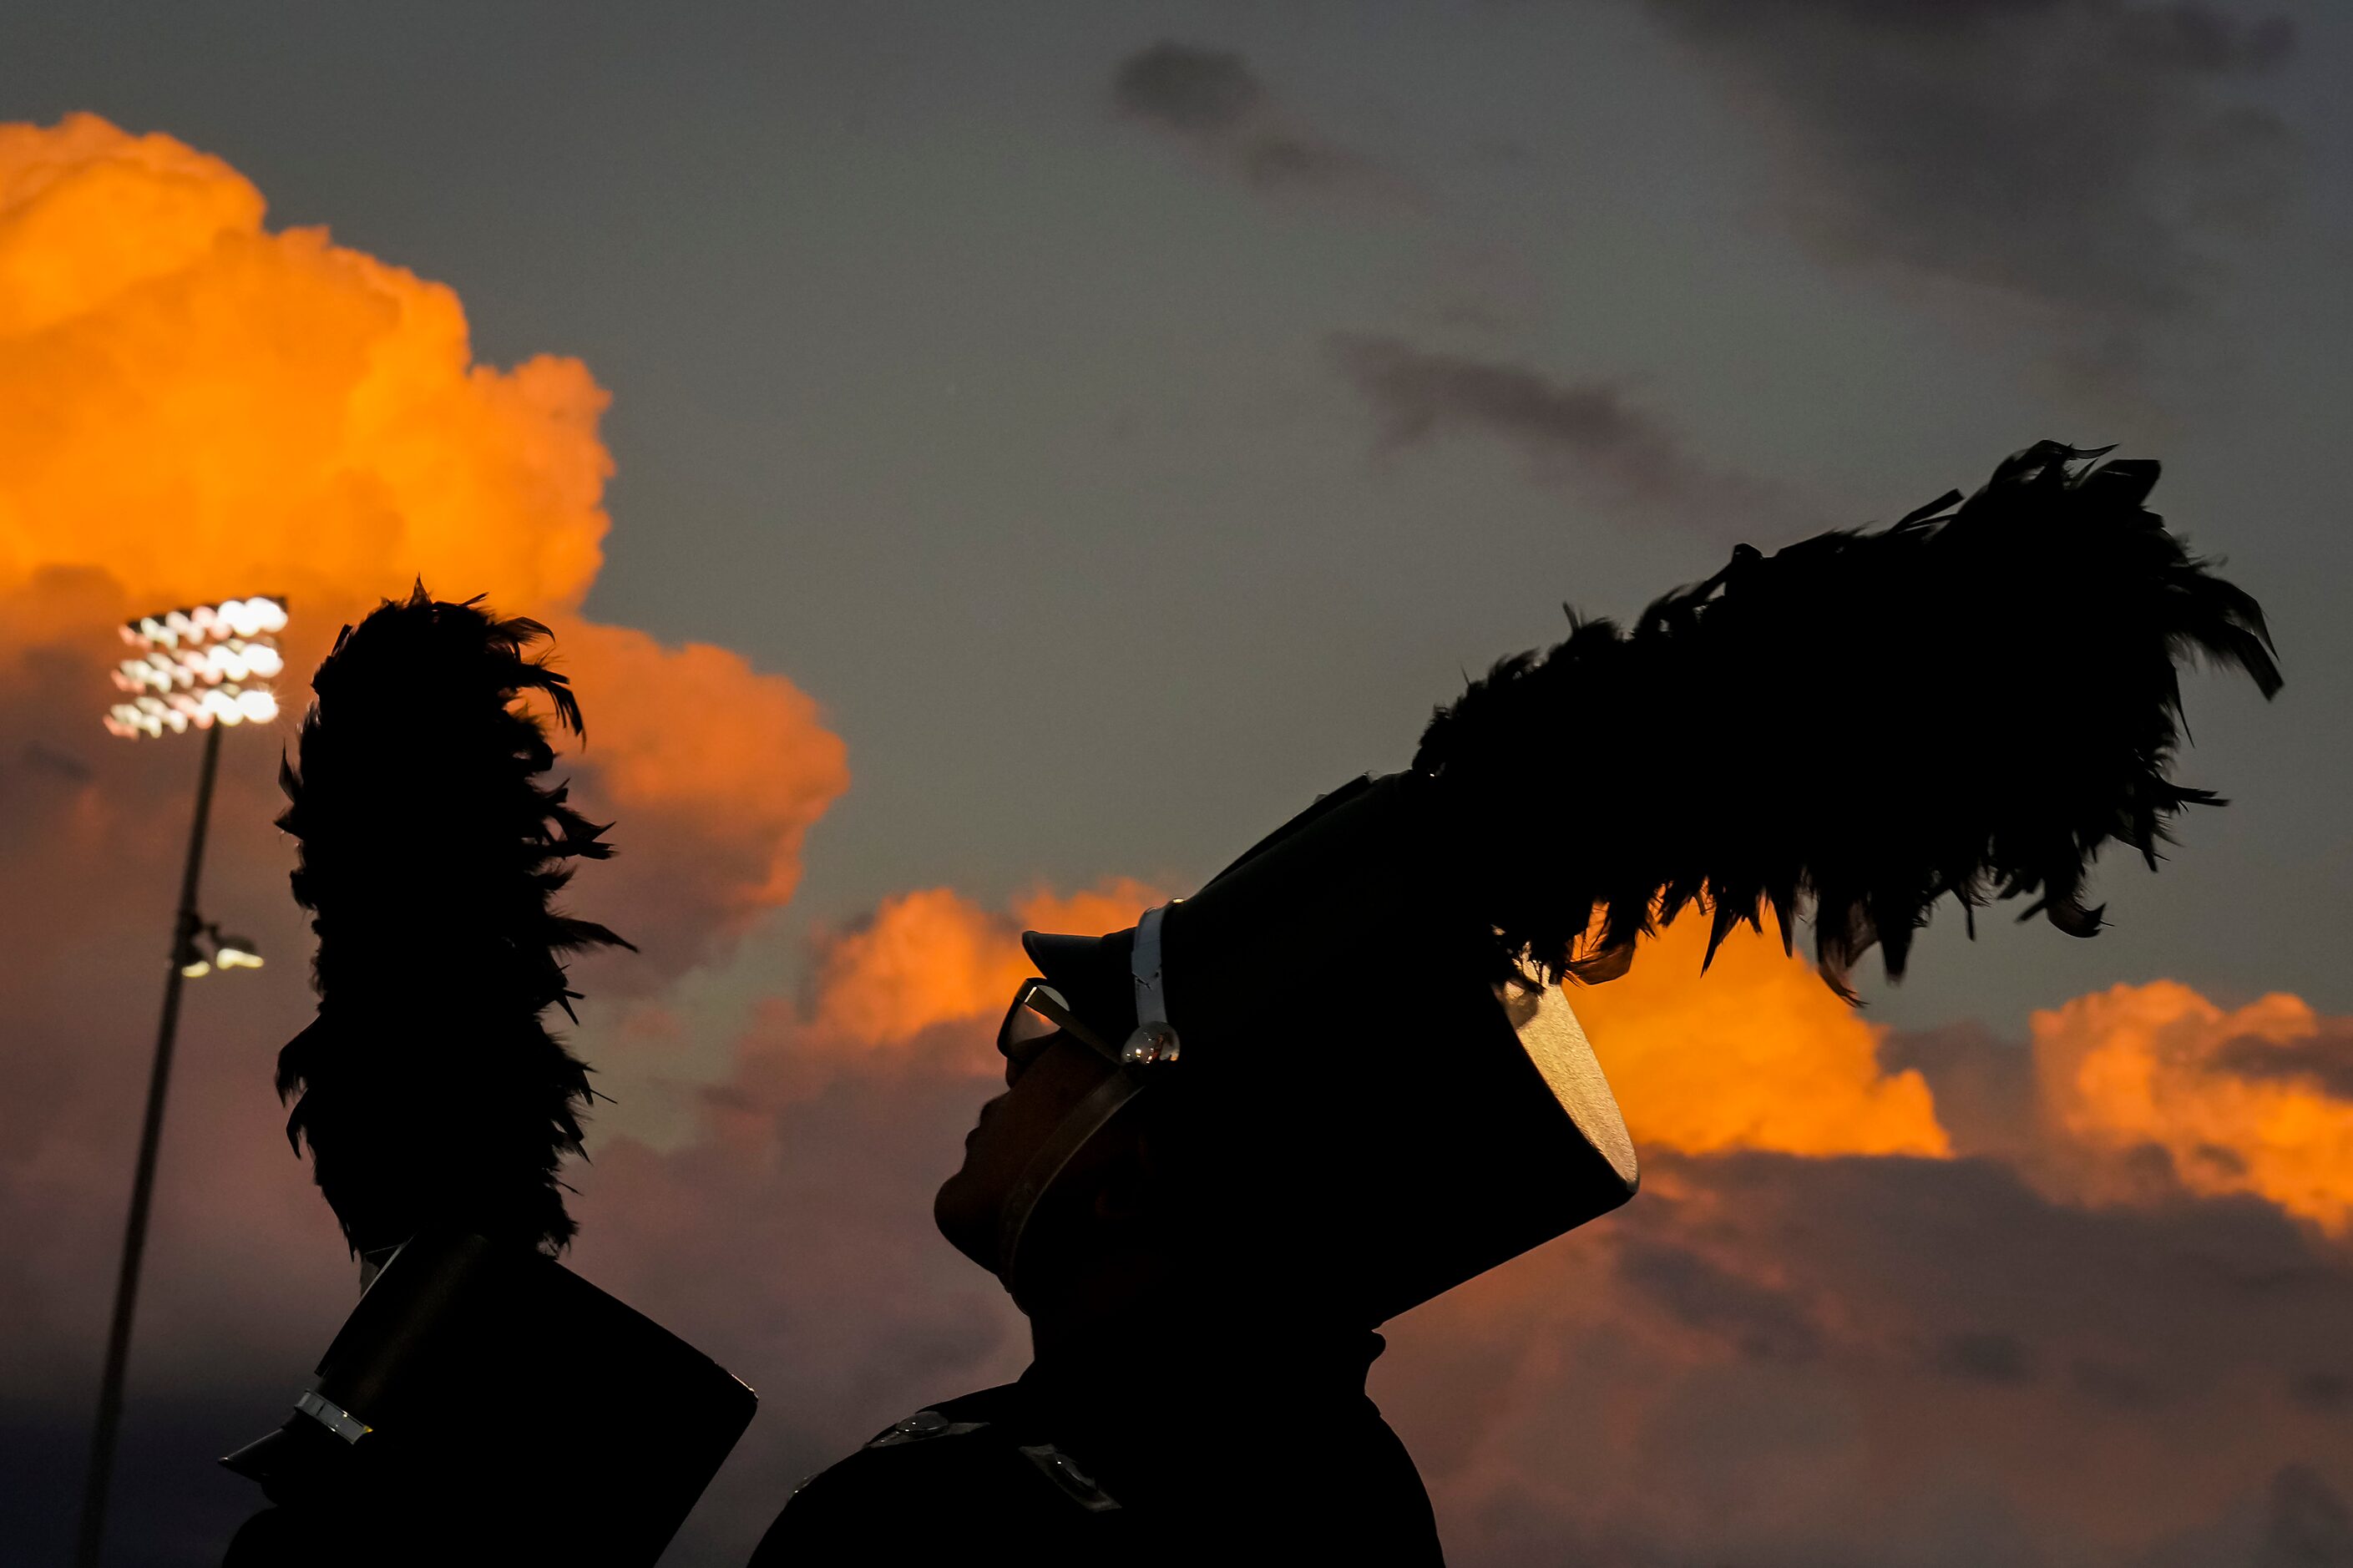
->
[[1121, 902, 1182, 1065]]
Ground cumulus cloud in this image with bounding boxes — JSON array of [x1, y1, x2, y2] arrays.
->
[[1328, 331, 1816, 540], [1111, 40, 1401, 200], [1640, 0, 2297, 379], [1577, 913, 1950, 1159], [2033, 980, 2353, 1232], [807, 876, 1167, 1060], [548, 623, 846, 979], [1387, 1143, 2353, 1568], [0, 114, 847, 984]]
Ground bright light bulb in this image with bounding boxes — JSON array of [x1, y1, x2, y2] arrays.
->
[[109, 596, 288, 738], [180, 959, 212, 979]]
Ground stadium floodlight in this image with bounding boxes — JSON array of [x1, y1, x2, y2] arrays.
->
[[103, 594, 286, 741], [78, 594, 286, 1568]]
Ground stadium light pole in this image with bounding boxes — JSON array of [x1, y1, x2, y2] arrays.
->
[[74, 595, 286, 1568]]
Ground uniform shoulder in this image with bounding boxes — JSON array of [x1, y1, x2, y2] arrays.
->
[[745, 1387, 1030, 1565], [863, 1383, 1020, 1445]]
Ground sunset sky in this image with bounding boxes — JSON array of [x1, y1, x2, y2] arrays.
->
[[3, 4, 2350, 1565]]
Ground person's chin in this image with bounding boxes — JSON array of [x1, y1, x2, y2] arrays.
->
[[933, 1167, 997, 1272]]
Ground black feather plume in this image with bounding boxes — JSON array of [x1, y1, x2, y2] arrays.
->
[[1414, 443, 2281, 999], [275, 585, 634, 1257]]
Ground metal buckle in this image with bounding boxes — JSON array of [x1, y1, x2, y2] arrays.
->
[[1121, 903, 1182, 1065], [293, 1388, 372, 1444]]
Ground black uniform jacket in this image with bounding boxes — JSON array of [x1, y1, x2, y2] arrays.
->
[[749, 1336, 1444, 1566]]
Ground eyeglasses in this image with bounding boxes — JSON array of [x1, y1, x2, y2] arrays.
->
[[998, 977, 1118, 1064]]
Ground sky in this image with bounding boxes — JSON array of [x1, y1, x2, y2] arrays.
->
[[1, 3, 2349, 1564]]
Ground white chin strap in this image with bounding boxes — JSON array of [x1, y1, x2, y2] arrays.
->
[[996, 902, 1182, 1298]]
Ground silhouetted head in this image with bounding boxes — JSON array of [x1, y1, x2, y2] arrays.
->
[[934, 772, 1641, 1340], [933, 1003, 1171, 1323]]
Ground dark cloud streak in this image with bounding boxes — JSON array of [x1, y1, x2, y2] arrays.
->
[[1328, 331, 1815, 541], [1111, 40, 1399, 198], [2215, 1023, 2353, 1101], [1641, 0, 2297, 380], [1112, 40, 1262, 133]]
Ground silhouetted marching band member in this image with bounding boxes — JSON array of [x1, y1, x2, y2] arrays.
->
[[751, 444, 2279, 1565], [221, 590, 753, 1568]]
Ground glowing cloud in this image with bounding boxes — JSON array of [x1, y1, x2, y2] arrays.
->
[[2035, 980, 2353, 1232], [0, 117, 605, 615], [0, 114, 845, 972], [1573, 916, 1951, 1159], [812, 888, 1036, 1050], [812, 878, 1168, 1052], [1012, 876, 1167, 943]]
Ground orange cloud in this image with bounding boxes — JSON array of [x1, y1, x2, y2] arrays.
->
[[550, 621, 845, 956], [1573, 915, 1951, 1159], [2034, 980, 2353, 1232], [812, 878, 1166, 1051], [1011, 875, 1166, 941], [812, 888, 1035, 1050], [0, 114, 844, 972], [0, 116, 605, 617]]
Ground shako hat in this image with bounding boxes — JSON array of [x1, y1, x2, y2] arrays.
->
[[221, 1231, 756, 1566], [1017, 770, 1639, 1326], [997, 443, 2281, 1324]]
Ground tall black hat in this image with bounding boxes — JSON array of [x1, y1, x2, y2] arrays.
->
[[221, 1232, 756, 1567], [999, 443, 2280, 1324], [1017, 770, 1638, 1326]]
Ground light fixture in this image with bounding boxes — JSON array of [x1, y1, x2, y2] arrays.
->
[[103, 594, 288, 740], [83, 592, 290, 1568], [179, 922, 265, 979]]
